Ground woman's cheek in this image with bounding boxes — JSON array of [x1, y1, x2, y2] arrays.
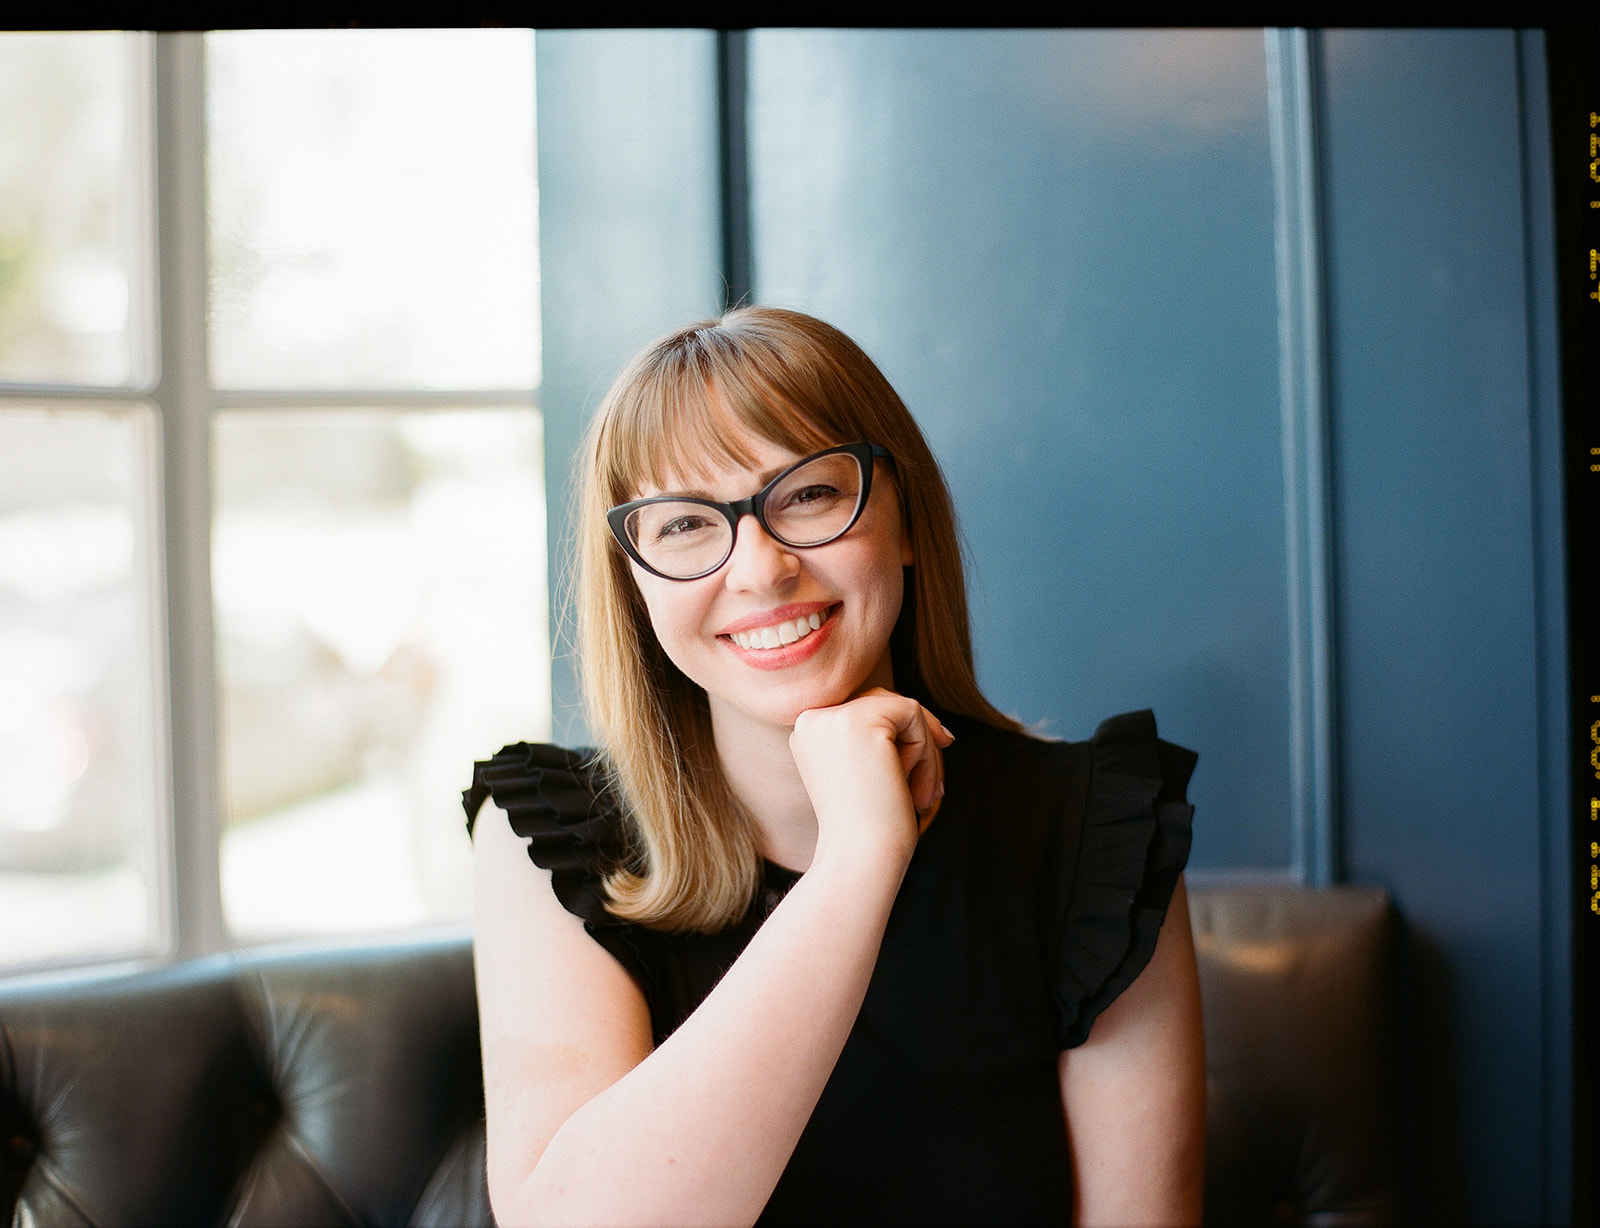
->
[[638, 578, 716, 683]]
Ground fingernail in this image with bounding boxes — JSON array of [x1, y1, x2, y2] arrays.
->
[[935, 780, 946, 799]]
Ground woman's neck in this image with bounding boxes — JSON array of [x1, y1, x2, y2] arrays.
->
[[710, 706, 819, 873]]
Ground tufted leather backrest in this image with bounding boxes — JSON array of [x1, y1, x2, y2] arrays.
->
[[2, 889, 1408, 1227], [0, 934, 490, 1227], [1192, 884, 1410, 1226]]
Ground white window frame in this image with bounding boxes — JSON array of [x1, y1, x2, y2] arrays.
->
[[0, 31, 541, 971]]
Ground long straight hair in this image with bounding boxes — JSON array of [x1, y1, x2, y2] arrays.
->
[[577, 307, 1019, 933]]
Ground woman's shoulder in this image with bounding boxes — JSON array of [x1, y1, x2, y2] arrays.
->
[[950, 708, 1195, 803], [946, 708, 1196, 1049], [463, 741, 631, 929], [1080, 709, 1198, 806], [1050, 710, 1196, 1048], [951, 705, 1189, 756]]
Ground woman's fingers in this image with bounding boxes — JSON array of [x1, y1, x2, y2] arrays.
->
[[906, 741, 941, 814], [790, 689, 955, 858], [837, 687, 953, 814]]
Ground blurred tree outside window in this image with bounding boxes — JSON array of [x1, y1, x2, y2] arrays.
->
[[0, 33, 149, 386]]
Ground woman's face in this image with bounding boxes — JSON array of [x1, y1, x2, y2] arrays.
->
[[628, 430, 913, 736]]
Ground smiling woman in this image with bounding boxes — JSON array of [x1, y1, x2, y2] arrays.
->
[[573, 309, 1011, 930], [467, 307, 1205, 1227]]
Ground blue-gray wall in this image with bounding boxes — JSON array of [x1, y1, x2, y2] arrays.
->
[[536, 28, 1569, 1224]]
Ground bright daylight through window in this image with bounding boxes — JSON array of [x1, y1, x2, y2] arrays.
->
[[0, 30, 548, 970]]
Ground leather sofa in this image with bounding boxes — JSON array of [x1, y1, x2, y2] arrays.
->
[[0, 885, 1408, 1226]]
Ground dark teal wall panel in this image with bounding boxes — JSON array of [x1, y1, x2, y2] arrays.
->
[[749, 30, 1292, 872], [1318, 29, 1553, 1223]]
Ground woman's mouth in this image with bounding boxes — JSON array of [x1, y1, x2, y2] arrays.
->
[[726, 605, 834, 651]]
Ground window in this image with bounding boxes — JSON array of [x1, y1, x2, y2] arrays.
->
[[0, 30, 547, 971]]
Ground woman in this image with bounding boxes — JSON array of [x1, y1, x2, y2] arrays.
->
[[467, 307, 1205, 1226]]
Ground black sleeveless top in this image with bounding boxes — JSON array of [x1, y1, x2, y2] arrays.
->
[[464, 709, 1196, 1226]]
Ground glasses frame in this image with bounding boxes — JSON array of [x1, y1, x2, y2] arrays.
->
[[607, 441, 893, 581]]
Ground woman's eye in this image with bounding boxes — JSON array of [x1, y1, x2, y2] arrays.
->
[[784, 483, 843, 508], [656, 514, 710, 539]]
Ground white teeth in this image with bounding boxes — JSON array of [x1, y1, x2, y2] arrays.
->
[[729, 609, 831, 650]]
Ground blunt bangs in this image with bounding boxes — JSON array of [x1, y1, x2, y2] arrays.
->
[[593, 320, 871, 506]]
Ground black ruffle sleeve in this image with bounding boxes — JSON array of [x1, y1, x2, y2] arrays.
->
[[463, 743, 653, 993], [1052, 709, 1196, 1049]]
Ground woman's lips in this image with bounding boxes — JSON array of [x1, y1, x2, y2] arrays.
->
[[719, 604, 838, 671], [717, 601, 835, 637]]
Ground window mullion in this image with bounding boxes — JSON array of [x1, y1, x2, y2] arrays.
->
[[153, 32, 225, 961]]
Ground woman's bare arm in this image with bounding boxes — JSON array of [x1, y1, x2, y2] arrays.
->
[[474, 694, 946, 1227], [1058, 875, 1206, 1228]]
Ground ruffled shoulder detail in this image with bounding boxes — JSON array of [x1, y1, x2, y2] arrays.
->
[[463, 744, 651, 987], [1053, 710, 1196, 1049]]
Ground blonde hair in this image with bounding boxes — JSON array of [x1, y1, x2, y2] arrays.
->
[[576, 306, 1019, 933]]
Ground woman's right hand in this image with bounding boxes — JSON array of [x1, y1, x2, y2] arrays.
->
[[788, 688, 954, 868]]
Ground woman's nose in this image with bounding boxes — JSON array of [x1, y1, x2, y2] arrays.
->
[[723, 514, 800, 591]]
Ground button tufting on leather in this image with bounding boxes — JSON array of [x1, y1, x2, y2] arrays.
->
[[2, 1131, 37, 1170], [0, 936, 494, 1224]]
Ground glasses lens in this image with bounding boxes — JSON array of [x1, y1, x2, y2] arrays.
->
[[625, 501, 732, 578], [765, 451, 866, 547]]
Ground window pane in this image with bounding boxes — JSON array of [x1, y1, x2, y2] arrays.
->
[[206, 30, 539, 391], [0, 33, 149, 386], [212, 408, 547, 942], [0, 406, 165, 967]]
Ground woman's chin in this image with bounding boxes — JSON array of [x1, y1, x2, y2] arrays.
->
[[717, 695, 839, 735], [706, 663, 894, 735]]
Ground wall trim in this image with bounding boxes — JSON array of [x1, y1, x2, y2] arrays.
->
[[1265, 28, 1339, 887]]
